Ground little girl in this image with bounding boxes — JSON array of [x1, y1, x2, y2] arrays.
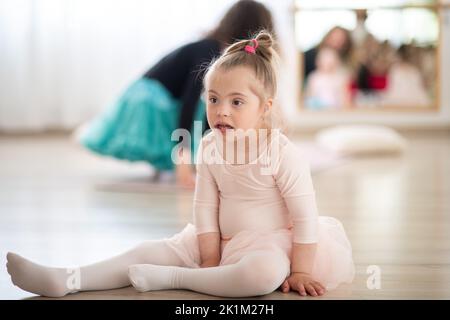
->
[[304, 47, 352, 110], [6, 31, 355, 298]]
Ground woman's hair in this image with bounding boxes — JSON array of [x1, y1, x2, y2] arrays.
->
[[206, 0, 275, 48], [204, 30, 284, 131], [319, 26, 352, 61], [397, 44, 412, 62]]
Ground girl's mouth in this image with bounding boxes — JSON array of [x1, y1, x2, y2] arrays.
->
[[215, 124, 234, 133]]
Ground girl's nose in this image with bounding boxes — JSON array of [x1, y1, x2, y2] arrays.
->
[[216, 104, 231, 117]]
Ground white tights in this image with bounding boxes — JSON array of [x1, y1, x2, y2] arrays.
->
[[6, 239, 290, 298]]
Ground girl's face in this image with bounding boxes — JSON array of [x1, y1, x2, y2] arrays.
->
[[316, 48, 340, 73], [205, 66, 272, 137]]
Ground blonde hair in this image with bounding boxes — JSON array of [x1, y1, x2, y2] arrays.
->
[[203, 30, 285, 131]]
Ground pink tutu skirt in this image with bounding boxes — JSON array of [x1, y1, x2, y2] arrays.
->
[[163, 216, 355, 291]]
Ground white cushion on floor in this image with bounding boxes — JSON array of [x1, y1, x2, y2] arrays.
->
[[315, 125, 407, 155]]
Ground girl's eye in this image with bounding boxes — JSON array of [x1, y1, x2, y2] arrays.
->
[[232, 100, 243, 106], [209, 97, 217, 104]]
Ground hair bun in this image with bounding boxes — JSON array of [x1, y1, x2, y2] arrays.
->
[[251, 30, 274, 61], [254, 31, 274, 48], [205, 29, 279, 99]]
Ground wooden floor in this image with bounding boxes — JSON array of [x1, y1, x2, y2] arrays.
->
[[0, 131, 449, 300]]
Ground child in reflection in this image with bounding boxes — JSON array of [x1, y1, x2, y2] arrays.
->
[[382, 44, 431, 106], [304, 47, 351, 110]]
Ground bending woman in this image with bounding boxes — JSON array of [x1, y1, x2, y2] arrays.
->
[[77, 0, 275, 188]]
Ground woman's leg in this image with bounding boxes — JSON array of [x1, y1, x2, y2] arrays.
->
[[128, 250, 290, 298], [6, 239, 186, 297]]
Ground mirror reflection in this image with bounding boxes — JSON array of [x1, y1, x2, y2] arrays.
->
[[296, 3, 439, 111]]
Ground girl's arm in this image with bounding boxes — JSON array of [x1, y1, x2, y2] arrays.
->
[[273, 142, 318, 245], [274, 141, 325, 295], [291, 243, 316, 275], [193, 137, 221, 267]]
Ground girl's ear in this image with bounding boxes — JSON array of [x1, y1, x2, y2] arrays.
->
[[265, 98, 273, 113]]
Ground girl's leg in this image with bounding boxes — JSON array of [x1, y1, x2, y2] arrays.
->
[[6, 239, 186, 297], [128, 250, 290, 298]]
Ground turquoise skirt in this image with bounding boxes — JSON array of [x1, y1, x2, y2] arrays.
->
[[79, 77, 206, 170]]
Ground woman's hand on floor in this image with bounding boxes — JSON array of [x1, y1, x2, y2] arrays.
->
[[279, 272, 326, 296], [175, 162, 196, 189]]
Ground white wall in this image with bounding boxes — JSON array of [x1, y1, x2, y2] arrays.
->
[[0, 0, 238, 131]]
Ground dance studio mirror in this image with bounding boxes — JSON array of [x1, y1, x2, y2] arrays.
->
[[294, 0, 441, 112]]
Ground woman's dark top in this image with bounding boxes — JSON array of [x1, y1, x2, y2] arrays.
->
[[303, 46, 318, 83], [144, 38, 222, 145]]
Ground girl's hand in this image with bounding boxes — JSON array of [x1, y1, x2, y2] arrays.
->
[[200, 259, 220, 268], [279, 272, 326, 296], [175, 163, 196, 189]]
